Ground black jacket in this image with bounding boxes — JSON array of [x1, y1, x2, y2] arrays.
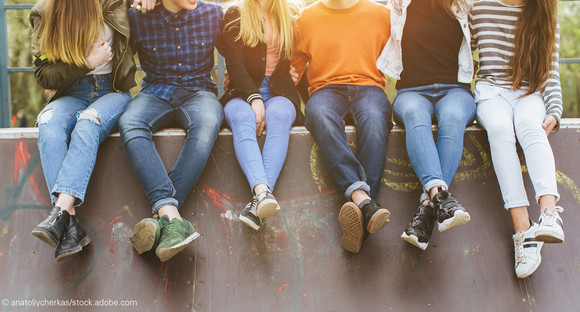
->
[[220, 7, 302, 124]]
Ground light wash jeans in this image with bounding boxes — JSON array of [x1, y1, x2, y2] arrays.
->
[[37, 74, 132, 206], [475, 83, 560, 209], [304, 84, 392, 200], [224, 77, 296, 192], [393, 84, 475, 195], [119, 88, 223, 215]]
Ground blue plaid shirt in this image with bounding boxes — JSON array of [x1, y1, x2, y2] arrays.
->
[[129, 1, 223, 100]]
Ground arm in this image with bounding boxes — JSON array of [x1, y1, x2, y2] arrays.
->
[[541, 23, 563, 135], [290, 19, 308, 86], [221, 7, 261, 104]]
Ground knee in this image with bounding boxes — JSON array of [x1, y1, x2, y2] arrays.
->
[[118, 113, 150, 143], [304, 104, 340, 131], [193, 107, 223, 137], [267, 103, 295, 128]]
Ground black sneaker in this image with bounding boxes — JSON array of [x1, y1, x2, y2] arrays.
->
[[432, 188, 470, 232], [359, 199, 391, 234], [31, 206, 70, 247], [401, 202, 435, 250], [256, 189, 279, 219], [239, 197, 261, 231], [55, 215, 91, 262]]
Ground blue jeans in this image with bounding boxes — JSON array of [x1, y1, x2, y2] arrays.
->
[[119, 88, 223, 215], [37, 74, 132, 206], [393, 84, 475, 194], [224, 77, 296, 192], [304, 84, 392, 200]]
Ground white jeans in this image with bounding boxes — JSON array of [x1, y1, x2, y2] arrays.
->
[[475, 84, 559, 210]]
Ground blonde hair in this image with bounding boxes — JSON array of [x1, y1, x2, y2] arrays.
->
[[34, 0, 104, 67], [227, 0, 300, 60]]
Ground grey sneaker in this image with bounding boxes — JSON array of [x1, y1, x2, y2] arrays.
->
[[239, 197, 261, 231], [155, 215, 200, 262], [513, 221, 543, 279], [256, 189, 279, 219], [130, 217, 162, 254], [535, 206, 564, 243]]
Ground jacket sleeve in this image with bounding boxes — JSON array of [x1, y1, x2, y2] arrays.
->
[[222, 7, 261, 104], [29, 4, 93, 90]]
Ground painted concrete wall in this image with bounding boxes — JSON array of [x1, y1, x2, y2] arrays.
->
[[0, 124, 579, 312]]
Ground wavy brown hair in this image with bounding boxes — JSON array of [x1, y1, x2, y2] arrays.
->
[[34, 0, 103, 67], [508, 0, 558, 95]]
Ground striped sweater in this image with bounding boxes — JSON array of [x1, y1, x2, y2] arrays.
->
[[469, 0, 563, 123]]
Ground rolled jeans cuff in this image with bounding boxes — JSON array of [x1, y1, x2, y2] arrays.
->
[[345, 182, 371, 201], [424, 179, 448, 194], [152, 198, 179, 215]]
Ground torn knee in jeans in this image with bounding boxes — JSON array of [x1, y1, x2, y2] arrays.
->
[[78, 108, 101, 124], [37, 108, 55, 124]]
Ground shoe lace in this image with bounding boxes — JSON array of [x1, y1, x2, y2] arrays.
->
[[161, 221, 174, 238], [539, 206, 563, 226], [513, 233, 526, 264], [249, 198, 258, 215]]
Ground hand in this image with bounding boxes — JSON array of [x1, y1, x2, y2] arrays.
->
[[542, 115, 557, 136], [289, 65, 299, 84], [86, 39, 112, 70], [250, 98, 265, 136], [473, 60, 479, 79], [223, 72, 231, 92], [44, 89, 55, 97], [132, 0, 156, 13]]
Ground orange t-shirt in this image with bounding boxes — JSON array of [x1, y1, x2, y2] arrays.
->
[[292, 0, 391, 95]]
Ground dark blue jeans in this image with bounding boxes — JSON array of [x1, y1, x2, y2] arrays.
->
[[304, 84, 392, 200], [119, 88, 224, 214], [393, 84, 475, 195]]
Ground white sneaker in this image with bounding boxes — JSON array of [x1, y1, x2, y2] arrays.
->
[[513, 222, 544, 279], [535, 206, 564, 243]]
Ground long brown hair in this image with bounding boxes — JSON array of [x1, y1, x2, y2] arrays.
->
[[508, 0, 558, 95], [391, 0, 470, 18], [34, 0, 103, 67]]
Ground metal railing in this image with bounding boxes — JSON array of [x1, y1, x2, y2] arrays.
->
[[1, 0, 579, 127]]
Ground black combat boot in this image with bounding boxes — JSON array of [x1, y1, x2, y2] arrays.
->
[[31, 206, 70, 247]]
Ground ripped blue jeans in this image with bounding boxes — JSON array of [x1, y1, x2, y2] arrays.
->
[[37, 74, 132, 206]]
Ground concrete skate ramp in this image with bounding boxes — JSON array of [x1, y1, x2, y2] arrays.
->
[[1, 122, 579, 312]]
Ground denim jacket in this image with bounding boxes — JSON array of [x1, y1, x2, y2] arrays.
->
[[376, 0, 474, 83]]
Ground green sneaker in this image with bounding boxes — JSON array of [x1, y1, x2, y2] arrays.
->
[[155, 215, 200, 262], [129, 217, 162, 255]]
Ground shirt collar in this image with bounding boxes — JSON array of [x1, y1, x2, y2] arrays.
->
[[159, 4, 190, 24]]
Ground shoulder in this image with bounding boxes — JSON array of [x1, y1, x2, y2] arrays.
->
[[224, 5, 240, 22], [198, 0, 224, 16], [361, 0, 390, 16]]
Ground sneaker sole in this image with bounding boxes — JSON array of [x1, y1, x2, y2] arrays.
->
[[239, 215, 261, 231], [31, 228, 59, 248], [400, 232, 428, 250], [534, 228, 564, 244], [338, 202, 364, 254], [55, 236, 91, 262], [157, 232, 201, 262], [438, 210, 470, 232], [257, 198, 279, 219], [129, 222, 158, 254], [367, 209, 391, 233]]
